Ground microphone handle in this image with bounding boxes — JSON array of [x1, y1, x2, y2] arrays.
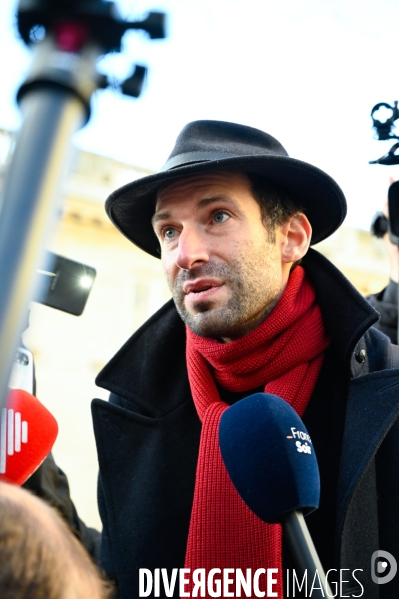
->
[[282, 510, 333, 598]]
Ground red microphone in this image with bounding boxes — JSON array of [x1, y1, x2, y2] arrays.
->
[[0, 389, 58, 485]]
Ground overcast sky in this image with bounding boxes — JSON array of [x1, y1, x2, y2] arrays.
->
[[1, 0, 399, 230]]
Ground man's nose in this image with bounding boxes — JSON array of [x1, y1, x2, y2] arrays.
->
[[175, 227, 210, 270]]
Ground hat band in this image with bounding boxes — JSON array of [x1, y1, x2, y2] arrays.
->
[[160, 151, 235, 172]]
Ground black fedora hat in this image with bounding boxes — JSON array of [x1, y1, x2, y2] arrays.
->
[[105, 120, 347, 258]]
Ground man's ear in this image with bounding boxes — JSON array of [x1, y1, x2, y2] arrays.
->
[[279, 213, 312, 264]]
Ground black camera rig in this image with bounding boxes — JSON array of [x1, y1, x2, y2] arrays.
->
[[17, 0, 166, 105], [370, 101, 399, 165]]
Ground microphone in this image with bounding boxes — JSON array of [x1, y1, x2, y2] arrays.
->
[[0, 389, 58, 486], [219, 392, 333, 599]]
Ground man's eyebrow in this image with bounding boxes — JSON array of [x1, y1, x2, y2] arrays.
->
[[197, 194, 235, 208], [151, 211, 171, 228], [151, 194, 236, 228]]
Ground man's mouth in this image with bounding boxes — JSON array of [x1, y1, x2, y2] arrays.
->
[[183, 279, 224, 301], [184, 279, 222, 293]]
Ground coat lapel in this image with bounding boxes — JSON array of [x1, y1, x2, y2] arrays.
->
[[95, 299, 190, 417]]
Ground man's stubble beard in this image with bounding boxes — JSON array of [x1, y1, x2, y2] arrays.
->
[[167, 241, 283, 340]]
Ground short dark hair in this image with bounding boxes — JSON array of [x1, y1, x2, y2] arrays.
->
[[246, 173, 303, 243], [0, 483, 114, 599]]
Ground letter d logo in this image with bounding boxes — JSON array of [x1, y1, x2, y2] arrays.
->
[[371, 550, 397, 584]]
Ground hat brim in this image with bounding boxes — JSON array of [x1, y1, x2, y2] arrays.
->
[[105, 154, 347, 258]]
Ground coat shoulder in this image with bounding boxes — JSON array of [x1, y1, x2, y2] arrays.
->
[[95, 299, 190, 416], [360, 325, 395, 374]]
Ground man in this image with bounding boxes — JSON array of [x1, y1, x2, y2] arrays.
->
[[368, 182, 399, 343], [0, 481, 113, 598], [92, 121, 399, 598]]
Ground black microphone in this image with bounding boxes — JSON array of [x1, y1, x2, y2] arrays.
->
[[219, 392, 333, 598]]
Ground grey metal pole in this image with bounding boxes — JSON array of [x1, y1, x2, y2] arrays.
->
[[283, 510, 334, 598], [0, 37, 100, 410]]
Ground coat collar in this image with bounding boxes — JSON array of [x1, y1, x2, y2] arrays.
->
[[96, 248, 380, 416], [96, 297, 189, 417], [302, 248, 379, 368]]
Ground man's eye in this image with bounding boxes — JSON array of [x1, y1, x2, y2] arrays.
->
[[213, 212, 229, 224], [163, 227, 177, 240]]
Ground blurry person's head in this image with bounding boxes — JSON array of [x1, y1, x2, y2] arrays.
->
[[0, 481, 113, 599]]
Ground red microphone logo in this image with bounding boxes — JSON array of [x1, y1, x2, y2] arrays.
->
[[0, 407, 29, 474], [0, 390, 58, 485]]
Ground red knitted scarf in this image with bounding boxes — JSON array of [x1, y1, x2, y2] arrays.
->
[[184, 266, 330, 598]]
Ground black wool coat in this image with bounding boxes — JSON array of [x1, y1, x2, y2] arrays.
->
[[92, 249, 399, 599]]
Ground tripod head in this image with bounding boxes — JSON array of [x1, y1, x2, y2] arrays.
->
[[17, 0, 166, 100]]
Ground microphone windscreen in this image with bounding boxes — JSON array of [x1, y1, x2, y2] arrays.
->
[[219, 393, 320, 523], [0, 389, 58, 485]]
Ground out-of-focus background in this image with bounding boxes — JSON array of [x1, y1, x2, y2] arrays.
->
[[0, 0, 399, 530]]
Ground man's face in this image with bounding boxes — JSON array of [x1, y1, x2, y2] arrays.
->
[[153, 171, 290, 341]]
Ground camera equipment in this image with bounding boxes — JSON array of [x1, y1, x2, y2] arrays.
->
[[369, 102, 399, 243], [35, 252, 96, 316], [369, 102, 399, 341], [370, 211, 389, 238], [370, 101, 399, 164], [17, 0, 166, 102], [388, 181, 399, 243], [0, 1, 166, 413]]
